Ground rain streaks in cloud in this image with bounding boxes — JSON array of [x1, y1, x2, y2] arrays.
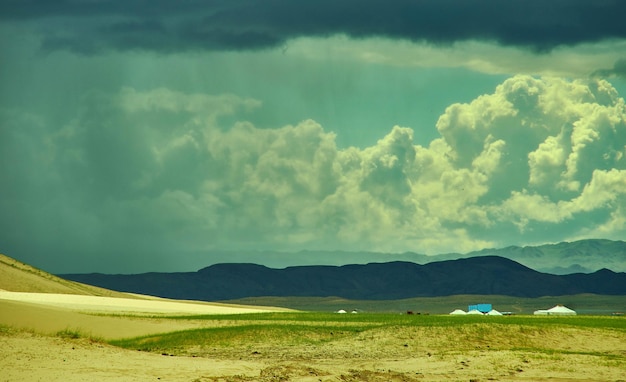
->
[[2, 0, 626, 273], [3, 76, 625, 271]]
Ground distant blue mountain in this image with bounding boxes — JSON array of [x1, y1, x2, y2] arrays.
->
[[195, 239, 626, 274], [60, 255, 626, 302], [456, 239, 626, 274]]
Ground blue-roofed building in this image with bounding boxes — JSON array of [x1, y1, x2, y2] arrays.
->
[[468, 303, 492, 313]]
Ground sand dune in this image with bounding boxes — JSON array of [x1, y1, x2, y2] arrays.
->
[[0, 253, 289, 341], [0, 299, 204, 339], [0, 290, 287, 341], [0, 290, 281, 315], [0, 253, 136, 297], [0, 254, 293, 381]]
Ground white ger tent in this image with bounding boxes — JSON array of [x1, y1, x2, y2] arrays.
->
[[449, 309, 467, 315], [466, 309, 484, 315], [486, 309, 503, 316], [534, 305, 576, 316]]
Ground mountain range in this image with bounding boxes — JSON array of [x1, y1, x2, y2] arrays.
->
[[194, 239, 626, 274], [456, 239, 626, 274], [60, 255, 626, 301]]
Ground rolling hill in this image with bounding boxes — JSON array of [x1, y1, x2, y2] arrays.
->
[[60, 255, 626, 301]]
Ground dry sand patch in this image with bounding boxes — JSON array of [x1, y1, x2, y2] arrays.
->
[[2, 316, 626, 381], [0, 291, 281, 315], [3, 332, 625, 382], [0, 291, 288, 340], [0, 299, 208, 339], [1, 331, 265, 382]]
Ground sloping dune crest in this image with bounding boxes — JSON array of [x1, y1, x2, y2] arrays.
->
[[0, 253, 134, 296], [0, 253, 288, 339]]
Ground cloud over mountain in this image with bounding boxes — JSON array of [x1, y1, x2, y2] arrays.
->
[[2, 0, 625, 54], [2, 75, 625, 271]]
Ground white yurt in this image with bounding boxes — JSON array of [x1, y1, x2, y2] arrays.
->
[[534, 305, 576, 316], [449, 309, 467, 315], [466, 309, 484, 315], [486, 309, 503, 316], [547, 305, 576, 315], [336, 309, 347, 314]]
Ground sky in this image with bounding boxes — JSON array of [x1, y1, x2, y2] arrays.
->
[[1, 0, 626, 273]]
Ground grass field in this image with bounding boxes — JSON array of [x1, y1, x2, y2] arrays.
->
[[108, 312, 626, 381], [3, 306, 626, 381], [223, 293, 626, 315]]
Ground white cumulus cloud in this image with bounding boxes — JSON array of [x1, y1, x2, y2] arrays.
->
[[2, 75, 625, 263]]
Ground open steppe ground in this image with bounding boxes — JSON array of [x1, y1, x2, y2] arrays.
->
[[2, 308, 626, 381], [2, 254, 626, 381], [224, 294, 626, 315]]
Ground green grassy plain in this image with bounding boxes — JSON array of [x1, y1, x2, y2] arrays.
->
[[4, 305, 625, 381], [111, 312, 626, 351], [108, 311, 626, 381], [223, 293, 626, 315]]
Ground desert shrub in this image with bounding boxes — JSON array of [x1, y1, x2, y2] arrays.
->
[[56, 328, 104, 343]]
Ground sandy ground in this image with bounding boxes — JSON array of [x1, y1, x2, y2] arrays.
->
[[3, 253, 625, 381], [2, 298, 625, 382], [0, 290, 281, 315], [0, 290, 286, 340], [1, 287, 625, 381], [2, 322, 625, 382], [1, 332, 266, 382], [0, 290, 286, 381]]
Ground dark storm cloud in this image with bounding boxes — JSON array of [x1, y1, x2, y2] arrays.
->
[[592, 59, 626, 79], [2, 0, 625, 54]]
